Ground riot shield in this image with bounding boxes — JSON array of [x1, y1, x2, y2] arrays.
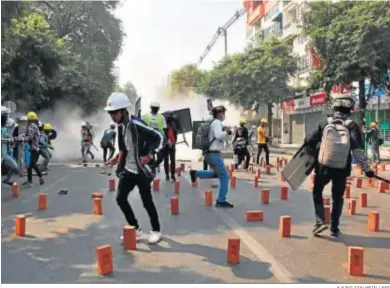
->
[[281, 144, 316, 191], [163, 108, 192, 146]]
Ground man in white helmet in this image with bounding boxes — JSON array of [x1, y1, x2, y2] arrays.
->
[[304, 94, 374, 237], [142, 101, 167, 134], [104, 92, 165, 244]]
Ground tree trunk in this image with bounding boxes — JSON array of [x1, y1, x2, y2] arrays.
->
[[267, 103, 273, 138], [358, 78, 366, 126]]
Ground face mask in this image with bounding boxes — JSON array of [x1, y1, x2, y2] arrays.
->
[[220, 115, 226, 121]]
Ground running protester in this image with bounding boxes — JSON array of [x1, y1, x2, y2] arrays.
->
[[190, 106, 233, 208], [104, 92, 165, 244]]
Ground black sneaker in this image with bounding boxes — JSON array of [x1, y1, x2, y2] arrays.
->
[[2, 180, 14, 186], [312, 221, 328, 236], [215, 201, 234, 208], [39, 177, 45, 185], [165, 175, 170, 181], [171, 176, 176, 181], [189, 170, 197, 183], [330, 228, 340, 237]]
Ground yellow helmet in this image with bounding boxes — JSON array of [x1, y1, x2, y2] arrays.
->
[[43, 123, 52, 130], [240, 118, 247, 124], [370, 122, 377, 128], [27, 111, 38, 120], [261, 118, 268, 123]]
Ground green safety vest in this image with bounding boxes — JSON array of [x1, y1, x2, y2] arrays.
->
[[143, 113, 164, 132]]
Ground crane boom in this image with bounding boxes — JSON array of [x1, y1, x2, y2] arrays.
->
[[198, 8, 245, 65]]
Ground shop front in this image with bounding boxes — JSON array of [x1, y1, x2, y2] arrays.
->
[[281, 92, 328, 144]]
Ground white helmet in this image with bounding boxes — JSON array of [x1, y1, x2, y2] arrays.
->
[[104, 92, 132, 112], [150, 101, 160, 108]]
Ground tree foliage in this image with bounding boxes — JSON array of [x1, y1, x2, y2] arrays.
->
[[200, 37, 297, 127], [168, 64, 206, 96], [1, 1, 124, 113], [302, 1, 390, 118]]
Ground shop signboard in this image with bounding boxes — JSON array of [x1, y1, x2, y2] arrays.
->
[[309, 92, 327, 107]]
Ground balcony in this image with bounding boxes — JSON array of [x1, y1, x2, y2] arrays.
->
[[283, 21, 299, 39]]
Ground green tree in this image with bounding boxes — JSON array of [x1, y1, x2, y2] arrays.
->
[[1, 1, 124, 113], [200, 37, 297, 134], [1, 11, 69, 111], [168, 64, 206, 97], [303, 1, 390, 123]]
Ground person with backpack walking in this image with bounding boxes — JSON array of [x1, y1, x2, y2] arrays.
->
[[363, 121, 381, 164], [232, 126, 248, 169], [104, 92, 165, 244], [100, 124, 117, 163], [190, 105, 233, 208], [304, 95, 374, 237]]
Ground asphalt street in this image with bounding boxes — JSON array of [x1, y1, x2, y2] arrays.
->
[[1, 154, 390, 284]]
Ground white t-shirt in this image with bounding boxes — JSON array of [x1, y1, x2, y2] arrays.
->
[[124, 122, 138, 174], [208, 119, 228, 151]]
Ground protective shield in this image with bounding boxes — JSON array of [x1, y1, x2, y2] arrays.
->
[[281, 144, 316, 191], [134, 96, 141, 118], [192, 120, 205, 150], [163, 108, 192, 147]]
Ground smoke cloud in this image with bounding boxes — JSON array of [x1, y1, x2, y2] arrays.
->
[[37, 94, 241, 163]]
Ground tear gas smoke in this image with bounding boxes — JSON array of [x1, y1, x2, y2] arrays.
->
[[38, 102, 112, 162], [37, 94, 241, 163]]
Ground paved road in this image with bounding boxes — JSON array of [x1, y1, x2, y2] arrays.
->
[[2, 155, 390, 284]]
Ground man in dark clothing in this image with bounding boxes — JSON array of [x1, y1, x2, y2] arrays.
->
[[304, 95, 374, 237], [163, 112, 178, 181], [232, 119, 250, 169], [104, 92, 165, 245]]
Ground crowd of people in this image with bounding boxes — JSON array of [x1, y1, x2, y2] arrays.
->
[[1, 92, 384, 242]]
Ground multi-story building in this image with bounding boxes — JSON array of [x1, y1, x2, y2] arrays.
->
[[243, 0, 328, 144]]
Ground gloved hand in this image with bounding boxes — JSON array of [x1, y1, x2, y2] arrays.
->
[[365, 170, 375, 178]]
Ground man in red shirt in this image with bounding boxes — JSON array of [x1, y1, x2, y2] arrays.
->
[[164, 112, 178, 181]]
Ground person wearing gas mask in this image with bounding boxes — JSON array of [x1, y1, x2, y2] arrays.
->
[[163, 111, 178, 181], [100, 124, 117, 163], [1, 106, 19, 185], [104, 92, 165, 244], [12, 112, 44, 186]]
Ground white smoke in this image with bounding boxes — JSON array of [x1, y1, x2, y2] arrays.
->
[[38, 102, 112, 162], [37, 93, 242, 163]]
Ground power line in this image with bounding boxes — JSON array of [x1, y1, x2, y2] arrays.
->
[[198, 8, 245, 65]]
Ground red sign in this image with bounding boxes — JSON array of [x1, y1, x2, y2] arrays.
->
[[281, 99, 295, 111], [309, 92, 327, 107]]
